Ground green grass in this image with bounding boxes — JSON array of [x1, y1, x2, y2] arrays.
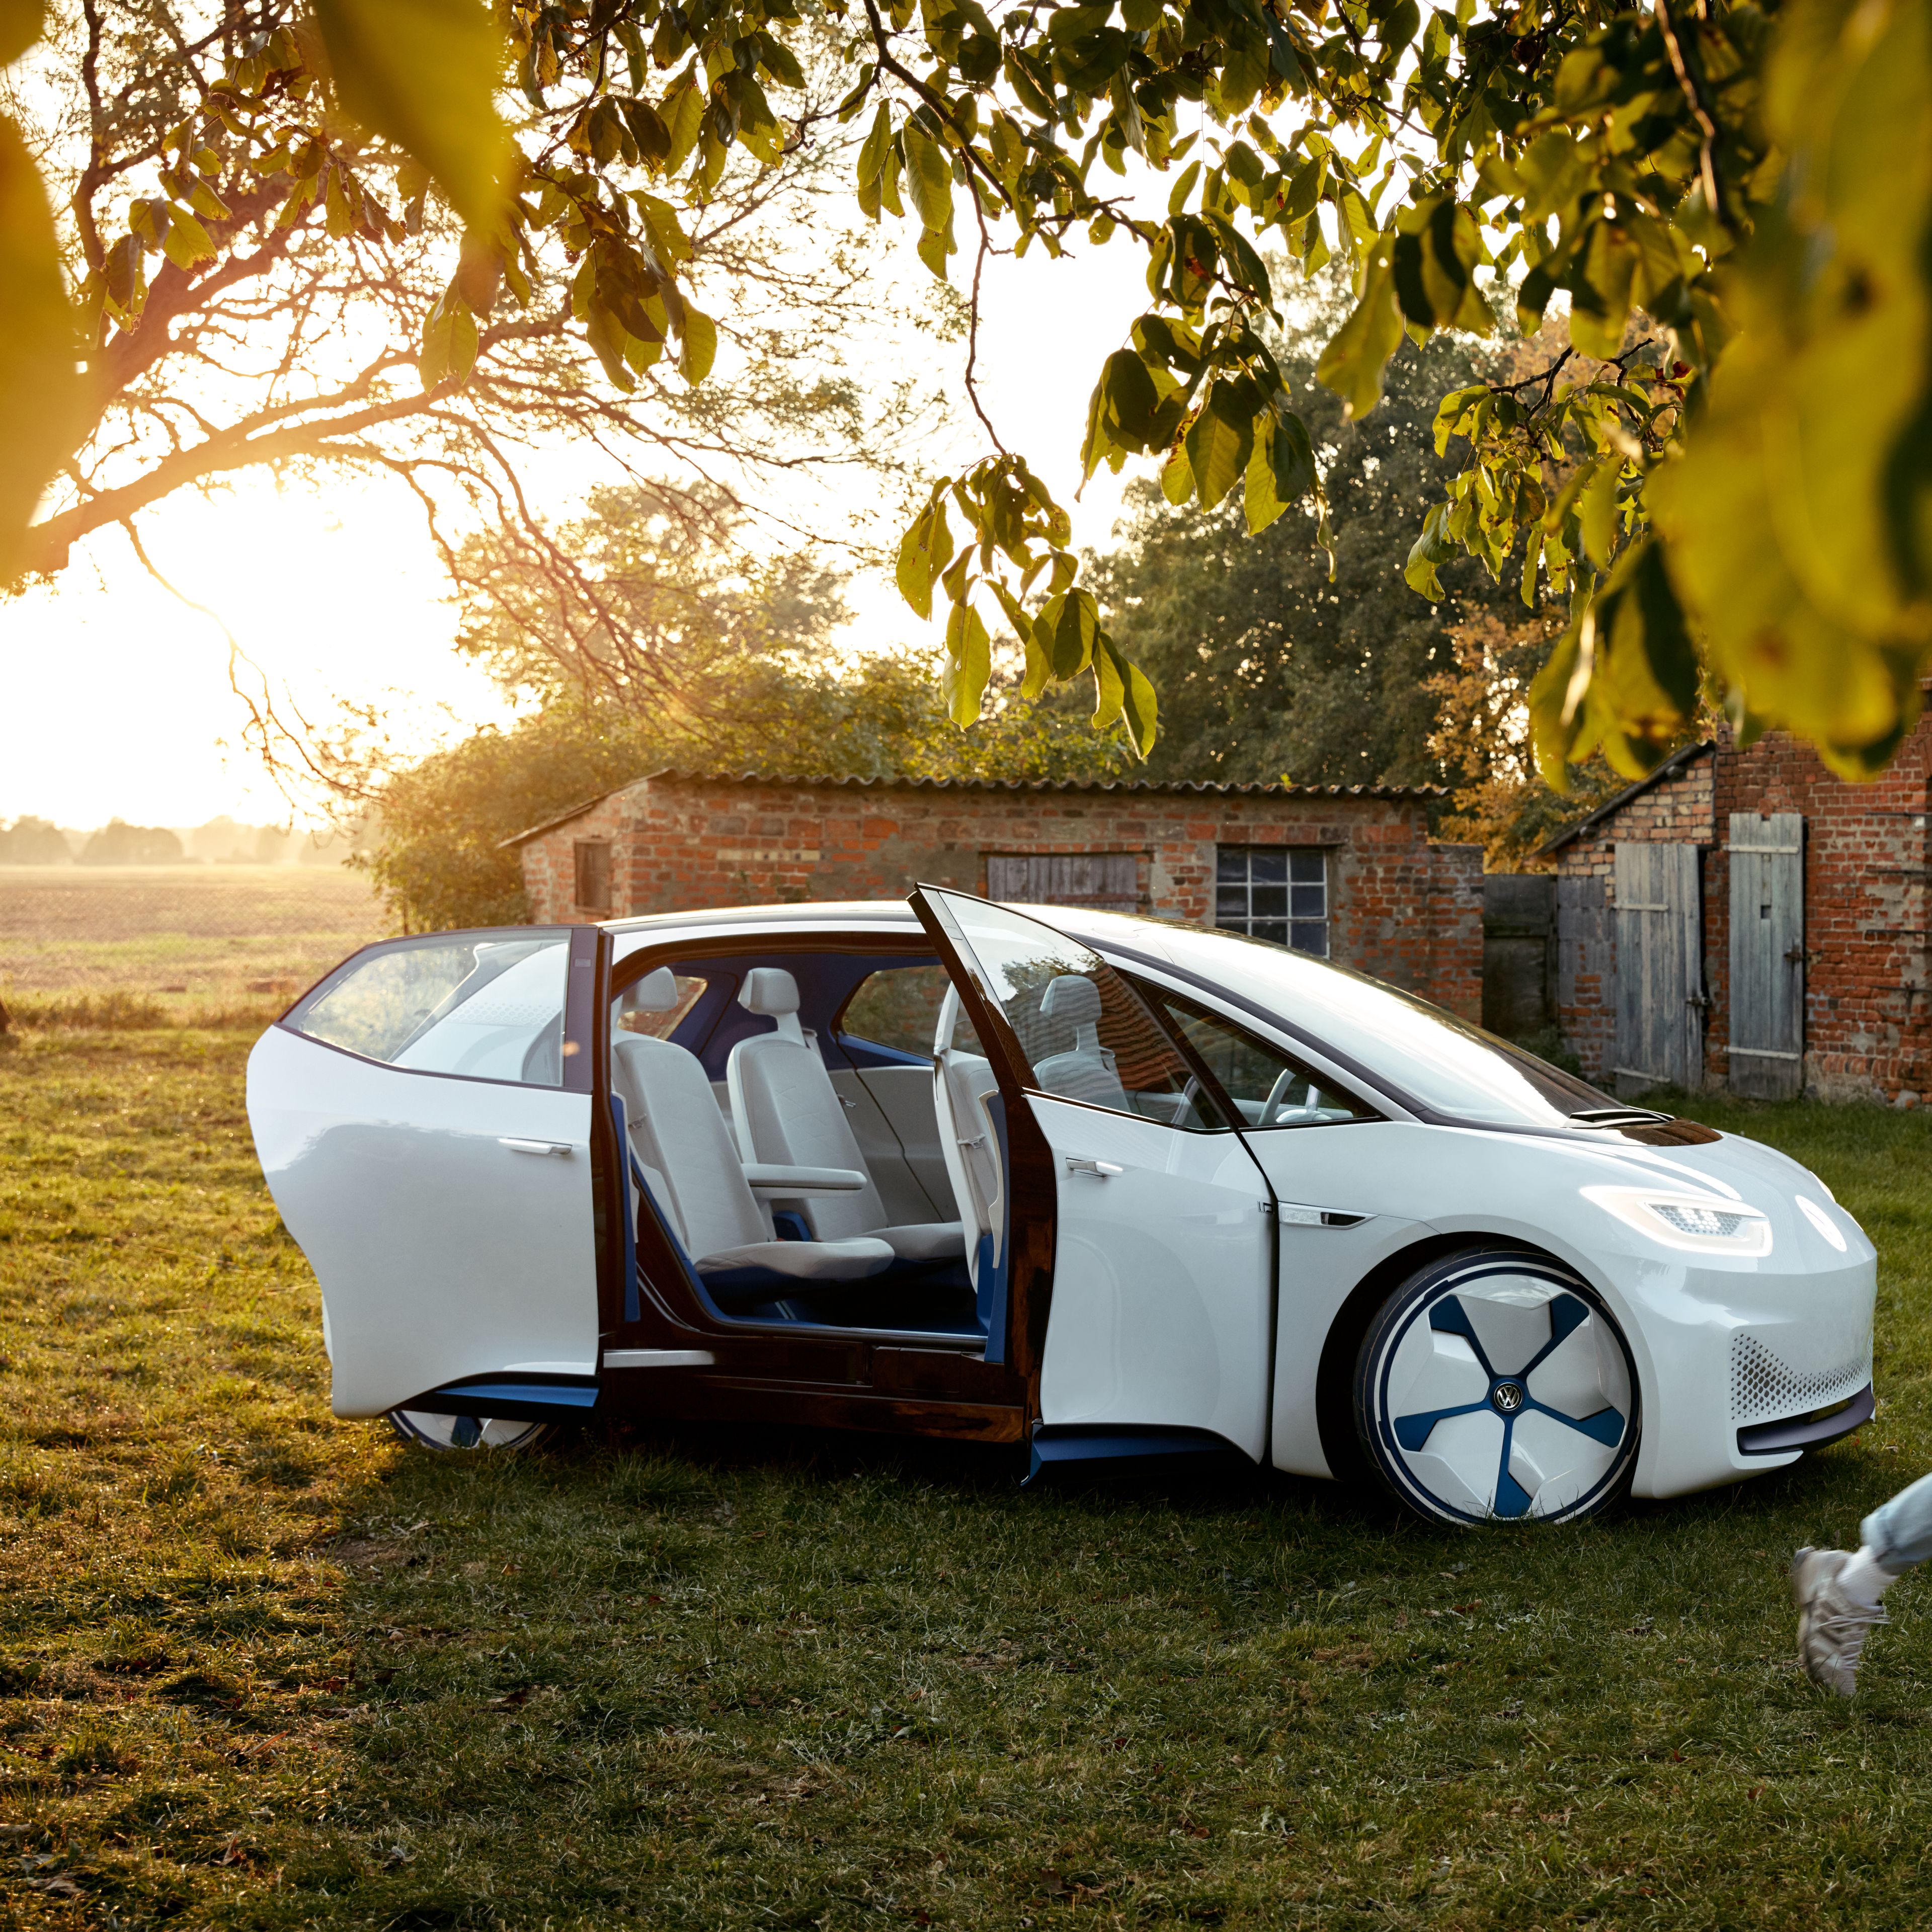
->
[[6, 1037, 1932, 1928]]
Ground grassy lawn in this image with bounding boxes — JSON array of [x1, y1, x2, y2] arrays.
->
[[5, 1030, 1932, 1928]]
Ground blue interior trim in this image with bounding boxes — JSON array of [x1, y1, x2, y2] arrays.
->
[[1026, 1427, 1236, 1484], [831, 1031, 931, 1070], [609, 1092, 641, 1323], [413, 1378, 600, 1421]]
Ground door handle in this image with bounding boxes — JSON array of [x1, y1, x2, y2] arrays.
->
[[500, 1138, 573, 1157], [1065, 1156, 1124, 1177]]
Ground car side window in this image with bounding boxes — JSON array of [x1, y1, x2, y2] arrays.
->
[[932, 898, 1226, 1131], [839, 962, 963, 1057], [1139, 983, 1381, 1129], [288, 934, 571, 1086], [615, 971, 709, 1039]]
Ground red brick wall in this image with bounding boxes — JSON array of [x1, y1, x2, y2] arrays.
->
[[516, 775, 1486, 1017], [1554, 721, 1932, 1101], [1709, 721, 1932, 1103]]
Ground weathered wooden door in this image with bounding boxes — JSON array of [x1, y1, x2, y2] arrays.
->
[[1727, 813, 1806, 1099], [1614, 842, 1705, 1095], [985, 852, 1140, 912]]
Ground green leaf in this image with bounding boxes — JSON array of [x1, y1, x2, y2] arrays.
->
[[1528, 540, 1698, 786], [160, 203, 216, 267], [313, 0, 509, 229], [1183, 378, 1257, 512], [677, 306, 716, 384], [1403, 500, 1458, 600], [915, 210, 955, 279], [1083, 348, 1167, 476], [0, 0, 43, 65], [619, 97, 671, 170], [0, 113, 86, 578], [662, 73, 706, 175], [1039, 587, 1098, 677], [1579, 457, 1620, 570], [900, 119, 953, 233], [419, 288, 479, 389], [1243, 405, 1316, 534], [857, 101, 893, 187], [896, 494, 954, 620], [1159, 444, 1193, 505], [941, 600, 992, 726], [1315, 234, 1403, 420], [991, 583, 1053, 699], [1091, 635, 1158, 756]]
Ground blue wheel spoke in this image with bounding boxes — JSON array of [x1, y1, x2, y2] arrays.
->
[[1524, 1398, 1625, 1446], [1516, 1294, 1590, 1379], [1391, 1400, 1491, 1453], [1493, 1414, 1531, 1517], [1427, 1295, 1497, 1377]]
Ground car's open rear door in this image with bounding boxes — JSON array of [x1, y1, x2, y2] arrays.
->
[[247, 925, 605, 1421], [910, 887, 1275, 1462]]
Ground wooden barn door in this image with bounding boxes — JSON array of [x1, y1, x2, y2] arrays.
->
[[1613, 842, 1705, 1095], [1727, 813, 1806, 1099], [985, 853, 1140, 912]]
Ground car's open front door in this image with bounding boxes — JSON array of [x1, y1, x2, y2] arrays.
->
[[910, 887, 1275, 1462], [247, 925, 604, 1420]]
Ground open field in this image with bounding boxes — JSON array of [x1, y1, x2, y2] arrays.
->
[[0, 869, 385, 1019], [4, 1026, 1932, 1928]]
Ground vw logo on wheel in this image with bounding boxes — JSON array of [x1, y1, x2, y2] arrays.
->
[[1491, 1381, 1526, 1415]]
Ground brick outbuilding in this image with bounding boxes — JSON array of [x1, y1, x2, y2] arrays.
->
[[507, 770, 1485, 1017], [1544, 713, 1932, 1104]]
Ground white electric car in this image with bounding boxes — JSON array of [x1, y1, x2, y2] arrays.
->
[[246, 888, 1878, 1524]]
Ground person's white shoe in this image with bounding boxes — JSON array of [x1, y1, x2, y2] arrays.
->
[[1792, 1546, 1888, 1697]]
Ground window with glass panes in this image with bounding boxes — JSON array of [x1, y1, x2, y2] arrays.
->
[[1215, 847, 1329, 954]]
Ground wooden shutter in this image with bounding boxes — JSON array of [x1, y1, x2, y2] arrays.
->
[[1727, 813, 1805, 1099], [1613, 842, 1704, 1095], [985, 853, 1139, 911]]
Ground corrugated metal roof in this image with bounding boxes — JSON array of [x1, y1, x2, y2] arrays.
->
[[1534, 740, 1715, 857], [500, 767, 1446, 846]]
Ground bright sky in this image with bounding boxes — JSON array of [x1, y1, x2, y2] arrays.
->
[[0, 214, 1160, 831]]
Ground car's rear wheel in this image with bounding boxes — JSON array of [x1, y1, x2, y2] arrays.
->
[[387, 1409, 551, 1452], [1353, 1247, 1638, 1525]]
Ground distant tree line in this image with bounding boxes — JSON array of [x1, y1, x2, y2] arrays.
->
[[0, 817, 360, 866]]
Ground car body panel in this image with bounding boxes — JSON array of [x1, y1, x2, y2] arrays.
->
[[247, 1023, 600, 1416], [1030, 1092, 1274, 1460]]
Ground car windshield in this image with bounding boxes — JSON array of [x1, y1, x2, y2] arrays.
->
[[1150, 923, 1619, 1130]]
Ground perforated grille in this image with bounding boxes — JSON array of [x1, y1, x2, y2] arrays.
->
[[1730, 1333, 1872, 1424]]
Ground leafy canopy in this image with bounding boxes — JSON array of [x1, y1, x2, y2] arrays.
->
[[3, 0, 1929, 780]]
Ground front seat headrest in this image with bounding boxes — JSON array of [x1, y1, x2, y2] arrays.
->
[[625, 965, 680, 1013], [739, 967, 801, 1017], [1038, 974, 1102, 1024]]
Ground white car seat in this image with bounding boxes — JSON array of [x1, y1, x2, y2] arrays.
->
[[725, 968, 965, 1264], [1031, 973, 1128, 1110], [932, 984, 1005, 1292], [610, 987, 892, 1296]]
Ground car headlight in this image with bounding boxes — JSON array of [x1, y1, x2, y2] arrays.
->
[[1581, 1186, 1773, 1256]]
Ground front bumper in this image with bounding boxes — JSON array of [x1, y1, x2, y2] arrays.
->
[[1600, 1248, 1877, 1500]]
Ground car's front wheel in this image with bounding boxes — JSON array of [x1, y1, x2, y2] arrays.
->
[[1354, 1247, 1638, 1525], [387, 1409, 551, 1452]]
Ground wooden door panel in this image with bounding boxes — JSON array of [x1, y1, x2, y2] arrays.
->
[[1728, 813, 1805, 1100], [1614, 842, 1704, 1096], [985, 852, 1139, 911]]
